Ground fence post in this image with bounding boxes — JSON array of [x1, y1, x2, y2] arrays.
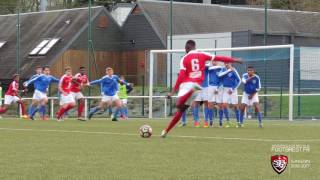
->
[[142, 75, 145, 116], [84, 98, 88, 120], [50, 99, 54, 119]]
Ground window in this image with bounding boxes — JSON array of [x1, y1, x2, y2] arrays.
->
[[0, 41, 7, 48], [29, 38, 60, 56]]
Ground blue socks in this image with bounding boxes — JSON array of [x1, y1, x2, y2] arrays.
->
[[257, 112, 262, 124], [219, 109, 223, 126], [223, 108, 229, 122], [181, 112, 187, 124], [204, 106, 209, 122], [240, 112, 244, 124], [192, 105, 199, 122], [39, 105, 46, 117], [88, 106, 100, 119], [208, 108, 214, 125], [113, 108, 120, 118], [235, 109, 240, 123]]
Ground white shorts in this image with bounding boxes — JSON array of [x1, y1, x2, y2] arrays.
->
[[121, 99, 128, 105], [71, 92, 84, 100], [241, 92, 259, 106], [177, 82, 200, 105], [102, 94, 120, 103], [32, 90, 47, 100], [207, 86, 222, 103], [222, 87, 239, 104], [60, 94, 75, 105], [194, 87, 208, 102], [4, 95, 20, 105]]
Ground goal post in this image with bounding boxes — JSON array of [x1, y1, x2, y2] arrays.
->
[[149, 44, 295, 120]]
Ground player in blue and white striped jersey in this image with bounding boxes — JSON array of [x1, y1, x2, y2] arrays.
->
[[23, 66, 60, 120], [206, 61, 223, 127], [218, 63, 241, 128], [240, 66, 263, 128]]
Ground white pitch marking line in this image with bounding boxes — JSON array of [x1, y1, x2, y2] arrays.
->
[[0, 127, 319, 142]]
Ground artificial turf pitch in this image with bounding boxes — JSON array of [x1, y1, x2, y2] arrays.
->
[[0, 118, 319, 180]]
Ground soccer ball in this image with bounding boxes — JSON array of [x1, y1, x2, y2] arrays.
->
[[139, 125, 152, 138]]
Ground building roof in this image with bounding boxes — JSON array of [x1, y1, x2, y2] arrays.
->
[[0, 6, 119, 79], [137, 0, 320, 44]]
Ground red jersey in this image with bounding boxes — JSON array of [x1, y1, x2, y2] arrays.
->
[[5, 81, 19, 96], [59, 74, 72, 94], [70, 73, 88, 93], [179, 50, 213, 84], [173, 50, 239, 91]]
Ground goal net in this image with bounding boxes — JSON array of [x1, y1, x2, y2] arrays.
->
[[148, 45, 303, 121]]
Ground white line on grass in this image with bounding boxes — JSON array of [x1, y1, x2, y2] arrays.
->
[[0, 127, 319, 142]]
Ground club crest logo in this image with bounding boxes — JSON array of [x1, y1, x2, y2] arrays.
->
[[228, 73, 232, 77], [252, 80, 256, 84], [271, 155, 288, 174]]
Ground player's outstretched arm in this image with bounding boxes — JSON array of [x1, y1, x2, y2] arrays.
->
[[23, 74, 42, 87], [89, 79, 102, 86], [50, 76, 60, 83], [214, 56, 243, 64]]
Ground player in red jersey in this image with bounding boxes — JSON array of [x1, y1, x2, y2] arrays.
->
[[70, 66, 89, 121], [56, 67, 76, 121], [161, 40, 242, 137], [0, 74, 27, 118]]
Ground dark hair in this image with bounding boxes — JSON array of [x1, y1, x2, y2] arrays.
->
[[247, 66, 254, 69], [43, 65, 50, 70], [36, 66, 42, 69], [79, 66, 85, 70], [185, 40, 196, 53]]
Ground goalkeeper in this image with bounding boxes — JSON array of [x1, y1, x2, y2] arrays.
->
[[118, 75, 133, 120]]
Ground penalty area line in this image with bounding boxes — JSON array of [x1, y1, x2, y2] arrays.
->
[[0, 127, 319, 142]]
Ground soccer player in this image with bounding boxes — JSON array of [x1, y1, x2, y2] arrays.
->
[[56, 66, 76, 121], [0, 74, 27, 118], [23, 66, 59, 120], [88, 67, 127, 121], [26, 66, 43, 118], [118, 75, 133, 120], [70, 66, 89, 121], [207, 61, 224, 127], [161, 40, 242, 137], [240, 66, 262, 128], [218, 63, 241, 128]]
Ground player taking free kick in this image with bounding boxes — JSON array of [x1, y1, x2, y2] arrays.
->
[[161, 40, 242, 138]]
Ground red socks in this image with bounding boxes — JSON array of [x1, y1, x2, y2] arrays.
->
[[57, 104, 74, 118], [78, 101, 84, 117], [0, 107, 8, 114], [165, 111, 183, 133], [165, 90, 194, 133]]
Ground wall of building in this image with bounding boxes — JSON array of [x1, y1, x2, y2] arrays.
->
[[51, 49, 146, 84]]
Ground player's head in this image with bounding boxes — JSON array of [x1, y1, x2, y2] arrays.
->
[[43, 66, 50, 75], [185, 40, 196, 53], [225, 62, 232, 69], [120, 75, 125, 80], [106, 67, 114, 76], [35, 66, 42, 74], [247, 66, 255, 76], [65, 66, 72, 76], [212, 60, 218, 66], [13, 74, 20, 82], [79, 66, 86, 75]]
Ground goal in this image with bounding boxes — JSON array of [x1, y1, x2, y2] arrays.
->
[[148, 45, 296, 120]]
